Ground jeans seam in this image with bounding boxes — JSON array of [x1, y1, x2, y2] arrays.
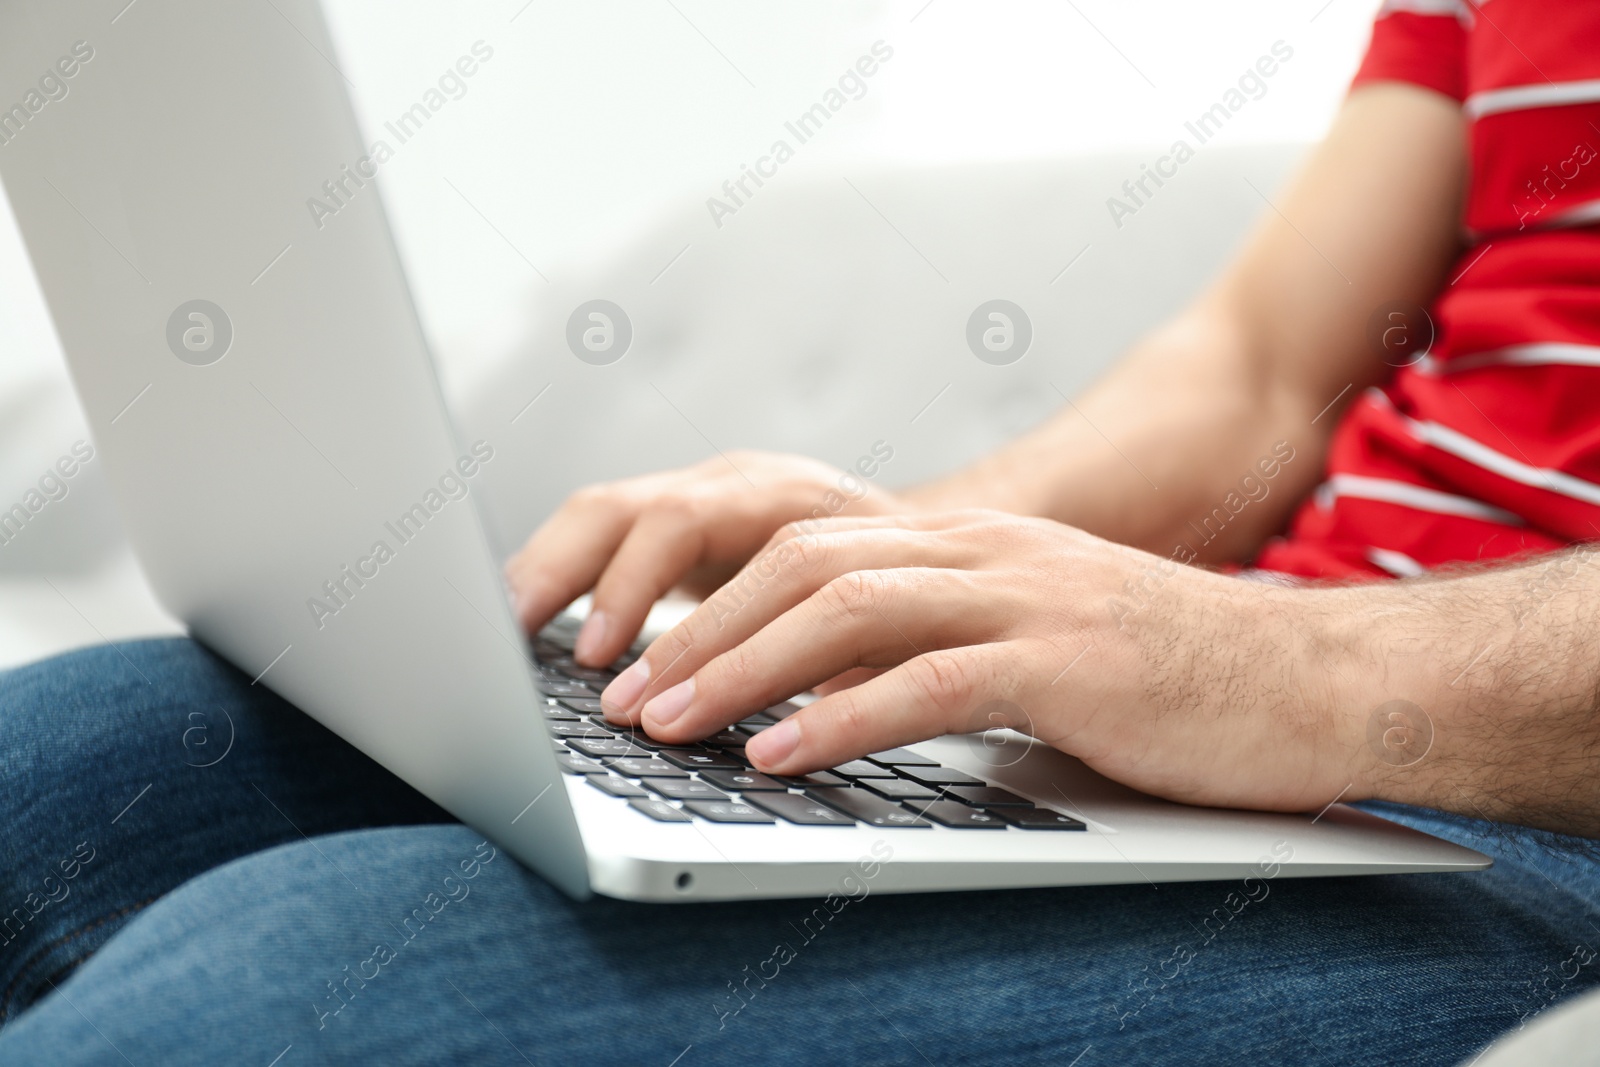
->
[[0, 894, 160, 1025]]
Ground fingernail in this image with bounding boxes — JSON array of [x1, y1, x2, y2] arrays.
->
[[574, 611, 609, 664], [746, 719, 799, 768], [642, 677, 695, 728], [601, 657, 649, 716]]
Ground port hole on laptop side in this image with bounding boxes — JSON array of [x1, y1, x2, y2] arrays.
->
[[675, 871, 693, 892]]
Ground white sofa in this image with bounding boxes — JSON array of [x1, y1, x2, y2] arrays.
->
[[0, 142, 1305, 669]]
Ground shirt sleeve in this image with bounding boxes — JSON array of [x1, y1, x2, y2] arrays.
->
[[1350, 4, 1468, 102]]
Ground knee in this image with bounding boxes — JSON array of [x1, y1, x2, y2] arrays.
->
[[0, 638, 265, 808]]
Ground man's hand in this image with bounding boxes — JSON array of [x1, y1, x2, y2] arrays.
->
[[599, 510, 1357, 813], [600, 513, 1600, 836], [505, 451, 910, 667]]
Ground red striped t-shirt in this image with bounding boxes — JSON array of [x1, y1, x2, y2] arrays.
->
[[1253, 0, 1600, 579]]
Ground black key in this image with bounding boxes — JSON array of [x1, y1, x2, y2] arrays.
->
[[629, 798, 692, 822], [766, 702, 803, 720], [539, 627, 578, 652], [642, 777, 730, 801], [995, 808, 1087, 831], [739, 712, 776, 727], [548, 722, 614, 739], [540, 679, 598, 698], [604, 728, 668, 751], [700, 769, 787, 792], [702, 729, 749, 750], [683, 800, 775, 824], [866, 747, 939, 767], [533, 638, 567, 660], [940, 786, 1033, 808], [859, 778, 940, 802], [540, 706, 582, 721], [747, 792, 857, 826], [912, 800, 1008, 829], [586, 774, 648, 798], [569, 738, 651, 759], [659, 749, 743, 772], [556, 752, 605, 774], [557, 698, 605, 714], [775, 771, 850, 788], [830, 760, 896, 780], [807, 788, 931, 829], [565, 667, 615, 685], [901, 766, 986, 788], [605, 757, 689, 778]]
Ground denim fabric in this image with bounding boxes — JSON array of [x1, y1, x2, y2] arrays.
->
[[2, 638, 1599, 1065], [0, 638, 450, 1024]]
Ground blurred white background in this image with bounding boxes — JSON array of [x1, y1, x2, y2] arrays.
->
[[2, 0, 1381, 405], [0, 0, 1382, 667]]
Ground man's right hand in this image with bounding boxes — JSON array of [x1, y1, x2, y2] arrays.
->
[[504, 450, 911, 667]]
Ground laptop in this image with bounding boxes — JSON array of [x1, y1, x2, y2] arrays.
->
[[0, 0, 1488, 900]]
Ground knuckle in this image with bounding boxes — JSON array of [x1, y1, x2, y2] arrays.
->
[[905, 650, 981, 716], [774, 519, 810, 545], [645, 490, 700, 524], [710, 644, 761, 695], [783, 533, 829, 579], [648, 624, 697, 678], [819, 570, 888, 621], [820, 692, 874, 743]]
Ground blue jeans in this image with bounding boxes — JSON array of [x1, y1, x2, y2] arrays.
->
[[2, 639, 1599, 1065]]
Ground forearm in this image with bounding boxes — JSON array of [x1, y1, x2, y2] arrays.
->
[[1312, 550, 1600, 836], [908, 85, 1466, 564], [904, 304, 1326, 562]]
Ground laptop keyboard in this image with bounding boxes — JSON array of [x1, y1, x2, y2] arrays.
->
[[534, 617, 1085, 832]]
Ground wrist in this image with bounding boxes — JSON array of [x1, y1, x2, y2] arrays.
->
[[1310, 578, 1573, 827]]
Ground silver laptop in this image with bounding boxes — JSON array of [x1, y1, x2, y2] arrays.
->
[[0, 0, 1487, 900]]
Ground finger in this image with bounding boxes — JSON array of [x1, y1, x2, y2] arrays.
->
[[763, 508, 997, 545], [743, 644, 1021, 775], [504, 481, 649, 634], [575, 504, 706, 665], [599, 527, 977, 723], [814, 666, 882, 696], [639, 568, 997, 743]]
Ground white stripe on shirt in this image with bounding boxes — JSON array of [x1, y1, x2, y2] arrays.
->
[[1315, 473, 1525, 525], [1540, 197, 1600, 232], [1376, 0, 1472, 24], [1466, 79, 1600, 120], [1366, 547, 1427, 577], [1413, 419, 1600, 505], [1415, 342, 1600, 376], [1364, 386, 1600, 507]]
